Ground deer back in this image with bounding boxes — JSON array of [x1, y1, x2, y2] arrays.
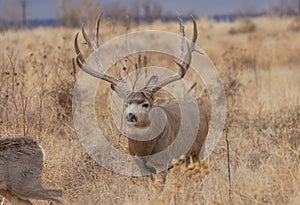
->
[[0, 137, 44, 191]]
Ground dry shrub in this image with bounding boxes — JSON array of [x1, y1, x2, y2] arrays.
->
[[0, 17, 299, 205], [229, 19, 256, 34], [288, 16, 300, 32], [63, 153, 101, 192], [49, 81, 74, 121], [0, 52, 46, 137]]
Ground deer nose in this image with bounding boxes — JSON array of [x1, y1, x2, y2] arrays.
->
[[126, 113, 137, 122]]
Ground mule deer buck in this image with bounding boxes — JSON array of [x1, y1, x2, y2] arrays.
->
[[0, 137, 64, 204], [74, 14, 209, 179]]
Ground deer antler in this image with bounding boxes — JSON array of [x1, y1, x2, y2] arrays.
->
[[147, 15, 200, 93], [74, 13, 129, 93]]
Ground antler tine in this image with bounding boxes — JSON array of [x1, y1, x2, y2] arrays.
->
[[81, 13, 105, 73], [74, 27, 126, 88], [94, 12, 103, 48], [81, 13, 102, 51], [191, 15, 198, 45], [74, 32, 85, 67], [81, 24, 95, 50], [191, 15, 204, 55], [149, 16, 197, 92], [177, 13, 185, 59]]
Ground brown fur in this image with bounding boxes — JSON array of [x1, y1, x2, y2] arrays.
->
[[74, 14, 207, 180], [0, 137, 64, 204], [125, 91, 209, 175]]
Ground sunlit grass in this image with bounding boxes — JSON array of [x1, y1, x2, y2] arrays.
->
[[0, 16, 299, 204]]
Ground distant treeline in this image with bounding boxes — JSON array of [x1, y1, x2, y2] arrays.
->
[[0, 12, 298, 31], [0, 0, 299, 30]]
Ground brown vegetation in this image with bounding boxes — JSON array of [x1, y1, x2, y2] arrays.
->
[[229, 19, 256, 34], [288, 15, 300, 31], [0, 17, 299, 204]]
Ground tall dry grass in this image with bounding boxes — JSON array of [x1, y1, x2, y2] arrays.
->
[[0, 16, 299, 204]]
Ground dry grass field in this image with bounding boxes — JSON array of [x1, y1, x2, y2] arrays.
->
[[0, 16, 299, 204]]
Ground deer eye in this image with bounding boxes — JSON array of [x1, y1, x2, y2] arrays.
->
[[142, 103, 149, 108], [124, 104, 128, 108]]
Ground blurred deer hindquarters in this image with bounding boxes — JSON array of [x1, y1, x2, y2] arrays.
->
[[0, 137, 64, 205], [74, 14, 209, 176]]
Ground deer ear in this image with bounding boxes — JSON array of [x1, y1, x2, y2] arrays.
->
[[146, 76, 158, 88], [111, 84, 127, 99]]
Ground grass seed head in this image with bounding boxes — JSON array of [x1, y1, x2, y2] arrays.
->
[[171, 158, 180, 166], [172, 164, 180, 172], [188, 163, 195, 170], [180, 154, 187, 162]]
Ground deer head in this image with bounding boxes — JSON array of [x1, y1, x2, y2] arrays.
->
[[74, 13, 199, 129]]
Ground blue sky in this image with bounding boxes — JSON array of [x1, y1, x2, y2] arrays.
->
[[0, 0, 288, 20]]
